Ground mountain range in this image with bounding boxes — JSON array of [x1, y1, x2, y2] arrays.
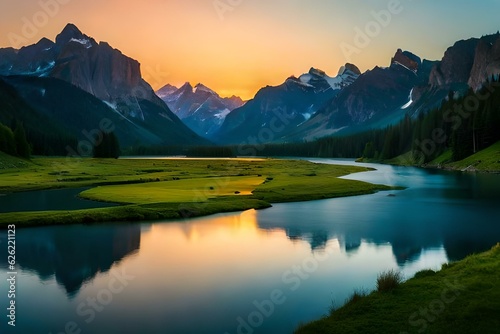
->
[[213, 65, 361, 144], [153, 32, 500, 146], [156, 82, 244, 138], [0, 23, 207, 154], [209, 33, 500, 144], [0, 24, 499, 154]]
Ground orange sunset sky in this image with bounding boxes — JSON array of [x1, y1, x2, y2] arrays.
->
[[1, 0, 499, 100]]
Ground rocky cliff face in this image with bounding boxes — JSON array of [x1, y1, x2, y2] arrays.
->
[[49, 24, 159, 116], [429, 38, 479, 87], [285, 50, 423, 141], [468, 34, 500, 90], [0, 37, 57, 75], [343, 63, 362, 76], [428, 34, 500, 89], [410, 33, 500, 115], [0, 23, 207, 146], [391, 49, 420, 72], [1, 24, 164, 116], [223, 95, 245, 111], [156, 84, 178, 99], [215, 65, 359, 144]]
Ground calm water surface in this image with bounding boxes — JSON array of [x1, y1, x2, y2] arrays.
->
[[1, 159, 500, 334], [0, 187, 118, 213]]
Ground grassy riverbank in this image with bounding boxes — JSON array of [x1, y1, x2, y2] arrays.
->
[[0, 156, 393, 228], [431, 141, 500, 172], [361, 141, 500, 173], [296, 243, 500, 334]]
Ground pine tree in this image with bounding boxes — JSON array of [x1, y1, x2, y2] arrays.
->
[[362, 142, 375, 159], [0, 123, 16, 155], [13, 122, 31, 158], [93, 131, 120, 158]]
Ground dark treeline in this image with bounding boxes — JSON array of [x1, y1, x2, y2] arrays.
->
[[0, 78, 79, 156], [126, 145, 190, 156], [257, 79, 500, 162], [28, 129, 78, 156], [3, 80, 498, 162], [0, 121, 31, 158], [0, 119, 79, 157], [93, 131, 121, 158], [126, 145, 235, 157], [177, 79, 500, 163]]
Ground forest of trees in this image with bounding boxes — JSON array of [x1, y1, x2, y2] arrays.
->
[[234, 79, 500, 162], [0, 121, 31, 158], [93, 131, 121, 158], [3, 78, 499, 164], [175, 78, 500, 163]]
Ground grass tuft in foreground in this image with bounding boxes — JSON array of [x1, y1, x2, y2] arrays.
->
[[296, 243, 500, 334], [376, 269, 403, 292]]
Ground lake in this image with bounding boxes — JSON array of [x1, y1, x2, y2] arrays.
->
[[0, 187, 118, 213], [1, 159, 500, 334]]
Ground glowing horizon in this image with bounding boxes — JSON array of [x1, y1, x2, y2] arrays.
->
[[1, 0, 499, 100]]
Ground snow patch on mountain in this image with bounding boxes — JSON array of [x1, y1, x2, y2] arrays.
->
[[69, 38, 92, 49], [103, 100, 137, 125], [18, 61, 56, 77], [393, 61, 417, 74], [401, 88, 414, 109], [298, 66, 361, 91], [299, 73, 312, 83], [325, 76, 344, 90], [104, 100, 117, 110], [290, 77, 315, 88], [214, 108, 231, 120]]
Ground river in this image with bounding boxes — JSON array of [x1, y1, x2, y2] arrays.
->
[[1, 159, 499, 334]]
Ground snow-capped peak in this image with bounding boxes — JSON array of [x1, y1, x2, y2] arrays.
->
[[299, 73, 313, 84], [296, 65, 360, 91]]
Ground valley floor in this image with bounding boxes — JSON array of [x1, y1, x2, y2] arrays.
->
[[295, 243, 500, 334], [0, 155, 393, 228]]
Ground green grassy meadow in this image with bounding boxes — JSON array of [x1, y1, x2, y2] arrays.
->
[[0, 156, 392, 227], [296, 243, 500, 334]]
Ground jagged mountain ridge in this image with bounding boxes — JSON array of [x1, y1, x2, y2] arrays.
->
[[216, 33, 500, 144], [284, 50, 431, 141], [156, 82, 244, 138], [214, 64, 361, 144], [1, 26, 499, 149], [0, 23, 208, 147]]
